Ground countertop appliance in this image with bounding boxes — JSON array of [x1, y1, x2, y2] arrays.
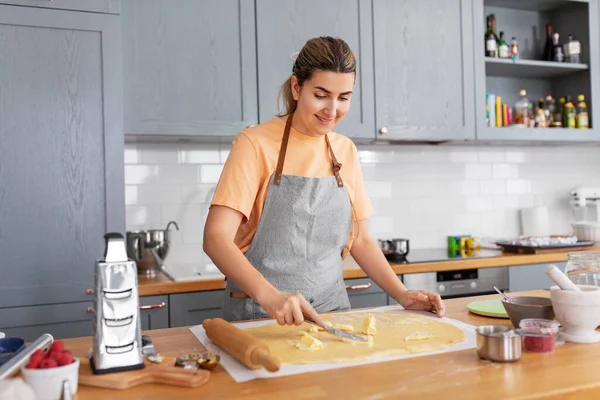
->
[[91, 233, 144, 374], [378, 238, 410, 263], [569, 186, 600, 241], [402, 266, 509, 299]]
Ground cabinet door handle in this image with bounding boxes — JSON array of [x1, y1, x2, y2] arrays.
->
[[379, 127, 388, 135], [140, 302, 166, 310], [346, 283, 372, 291], [86, 307, 94, 313], [86, 289, 95, 295]]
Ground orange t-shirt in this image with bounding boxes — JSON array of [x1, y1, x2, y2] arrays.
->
[[210, 118, 373, 257]]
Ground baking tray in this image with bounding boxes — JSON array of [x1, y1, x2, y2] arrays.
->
[[496, 240, 595, 254]]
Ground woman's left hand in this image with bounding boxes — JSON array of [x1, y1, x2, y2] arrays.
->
[[396, 290, 445, 318]]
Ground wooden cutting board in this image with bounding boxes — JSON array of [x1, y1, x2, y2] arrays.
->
[[79, 357, 210, 390]]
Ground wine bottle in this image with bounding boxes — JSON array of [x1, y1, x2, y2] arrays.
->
[[485, 16, 497, 57], [552, 32, 564, 62], [543, 24, 553, 61]]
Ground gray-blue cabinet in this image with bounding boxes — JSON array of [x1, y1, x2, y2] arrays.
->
[[372, 0, 476, 141], [122, 0, 257, 136], [0, 0, 120, 13], [255, 0, 375, 139], [140, 295, 169, 331], [508, 263, 565, 292], [345, 278, 389, 309], [169, 290, 224, 328], [0, 6, 124, 308], [0, 302, 94, 342]]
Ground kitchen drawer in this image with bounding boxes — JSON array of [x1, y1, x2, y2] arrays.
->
[[0, 0, 120, 13], [140, 295, 169, 331], [344, 278, 388, 309], [0, 302, 94, 341], [169, 290, 224, 328]]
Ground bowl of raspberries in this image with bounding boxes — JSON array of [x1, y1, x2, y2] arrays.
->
[[21, 340, 79, 399]]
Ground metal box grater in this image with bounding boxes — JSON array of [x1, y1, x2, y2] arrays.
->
[[90, 233, 144, 374]]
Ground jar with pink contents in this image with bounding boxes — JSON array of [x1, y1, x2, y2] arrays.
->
[[519, 318, 560, 353]]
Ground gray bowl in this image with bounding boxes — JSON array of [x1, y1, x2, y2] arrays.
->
[[501, 297, 555, 328]]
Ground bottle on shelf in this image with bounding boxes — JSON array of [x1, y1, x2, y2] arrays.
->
[[564, 34, 581, 64], [510, 37, 520, 61], [552, 97, 565, 128], [535, 98, 547, 127], [514, 89, 532, 128], [576, 94, 589, 129], [543, 95, 555, 126], [498, 31, 509, 58], [563, 96, 576, 128], [485, 15, 498, 57], [543, 24, 553, 61], [552, 32, 564, 62]]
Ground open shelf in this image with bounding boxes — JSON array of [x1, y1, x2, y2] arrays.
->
[[485, 58, 589, 79], [485, 0, 588, 12], [479, 127, 596, 142]]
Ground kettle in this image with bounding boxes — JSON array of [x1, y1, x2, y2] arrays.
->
[[126, 221, 179, 277]]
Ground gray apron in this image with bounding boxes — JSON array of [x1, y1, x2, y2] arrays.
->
[[222, 113, 353, 321]]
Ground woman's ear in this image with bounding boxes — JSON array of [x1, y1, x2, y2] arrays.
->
[[290, 75, 300, 101]]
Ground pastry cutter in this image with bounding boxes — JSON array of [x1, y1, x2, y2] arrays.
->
[[304, 317, 368, 342]]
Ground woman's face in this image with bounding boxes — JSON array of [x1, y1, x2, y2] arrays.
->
[[291, 70, 355, 136]]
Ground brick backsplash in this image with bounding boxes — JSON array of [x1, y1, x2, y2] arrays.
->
[[124, 142, 600, 276]]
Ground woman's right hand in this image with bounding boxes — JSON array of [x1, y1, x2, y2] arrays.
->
[[258, 291, 326, 326]]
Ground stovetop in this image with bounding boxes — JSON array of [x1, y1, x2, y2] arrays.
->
[[386, 248, 502, 265]]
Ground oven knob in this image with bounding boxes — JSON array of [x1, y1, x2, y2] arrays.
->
[[470, 282, 477, 289], [438, 284, 446, 292]]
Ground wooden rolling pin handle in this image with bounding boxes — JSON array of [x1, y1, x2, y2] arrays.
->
[[251, 348, 281, 372], [203, 318, 281, 373]]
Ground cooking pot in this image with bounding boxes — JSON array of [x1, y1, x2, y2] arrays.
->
[[377, 238, 410, 262], [126, 221, 179, 277]]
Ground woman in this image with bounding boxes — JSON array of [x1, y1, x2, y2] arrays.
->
[[204, 36, 445, 326]]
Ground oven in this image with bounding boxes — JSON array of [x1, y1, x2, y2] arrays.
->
[[401, 267, 508, 299]]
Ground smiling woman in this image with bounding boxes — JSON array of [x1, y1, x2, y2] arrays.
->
[[203, 36, 446, 326]]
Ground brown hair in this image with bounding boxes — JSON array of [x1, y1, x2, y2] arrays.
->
[[277, 36, 357, 117]]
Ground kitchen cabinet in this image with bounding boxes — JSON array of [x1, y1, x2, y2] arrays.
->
[[122, 0, 257, 136], [169, 290, 224, 328], [0, 6, 124, 308], [255, 0, 375, 139], [0, 0, 120, 13], [508, 262, 564, 292], [473, 0, 600, 142], [140, 295, 169, 331], [0, 302, 94, 342], [345, 278, 389, 309], [372, 0, 476, 141]]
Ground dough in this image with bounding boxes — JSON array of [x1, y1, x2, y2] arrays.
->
[[242, 311, 466, 365]]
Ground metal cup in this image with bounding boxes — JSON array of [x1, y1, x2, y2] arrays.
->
[[475, 325, 522, 362]]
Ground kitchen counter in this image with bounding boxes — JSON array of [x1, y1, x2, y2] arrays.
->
[[138, 245, 600, 296], [63, 290, 600, 399]]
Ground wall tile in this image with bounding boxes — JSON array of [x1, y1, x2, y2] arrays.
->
[[139, 143, 179, 164], [480, 180, 506, 195], [478, 151, 505, 163], [364, 181, 392, 198], [125, 186, 138, 205], [493, 164, 519, 179], [125, 205, 161, 229], [124, 144, 139, 164], [137, 185, 181, 204], [180, 144, 220, 164], [465, 164, 492, 180], [506, 179, 531, 195], [200, 165, 225, 183], [125, 165, 158, 185], [450, 151, 478, 163], [158, 165, 199, 184]]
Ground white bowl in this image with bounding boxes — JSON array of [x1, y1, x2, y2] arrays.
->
[[21, 357, 79, 400], [571, 221, 600, 241], [550, 285, 600, 342]]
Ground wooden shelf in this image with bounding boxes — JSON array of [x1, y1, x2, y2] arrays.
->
[[485, 58, 589, 79], [485, 0, 588, 12]]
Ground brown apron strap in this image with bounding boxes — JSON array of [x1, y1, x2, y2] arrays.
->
[[325, 134, 344, 188], [274, 112, 344, 188], [274, 112, 294, 185]]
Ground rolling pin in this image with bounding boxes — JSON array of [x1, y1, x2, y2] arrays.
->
[[202, 318, 280, 372]]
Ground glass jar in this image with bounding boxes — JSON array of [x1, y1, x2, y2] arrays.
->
[[564, 252, 600, 286]]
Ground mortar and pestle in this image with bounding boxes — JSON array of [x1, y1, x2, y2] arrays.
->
[[546, 264, 600, 343]]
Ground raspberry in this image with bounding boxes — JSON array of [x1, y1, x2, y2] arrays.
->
[[57, 354, 73, 366], [49, 351, 62, 361], [49, 341, 64, 355], [45, 358, 58, 368], [27, 350, 45, 369]]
